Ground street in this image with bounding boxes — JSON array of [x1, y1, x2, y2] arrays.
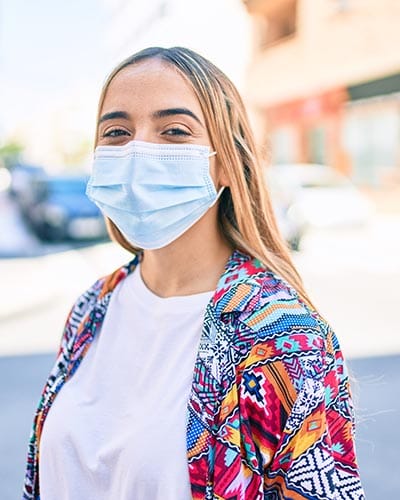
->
[[1, 192, 400, 498]]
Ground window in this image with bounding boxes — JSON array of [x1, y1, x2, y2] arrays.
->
[[270, 126, 298, 164], [330, 0, 351, 13], [343, 103, 400, 186], [306, 125, 328, 165]]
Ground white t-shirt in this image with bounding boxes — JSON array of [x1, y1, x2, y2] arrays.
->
[[39, 264, 214, 500]]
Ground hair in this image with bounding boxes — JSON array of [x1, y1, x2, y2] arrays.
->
[[95, 46, 313, 307]]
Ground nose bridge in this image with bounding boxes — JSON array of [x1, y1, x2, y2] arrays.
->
[[132, 127, 154, 143], [130, 112, 155, 143]]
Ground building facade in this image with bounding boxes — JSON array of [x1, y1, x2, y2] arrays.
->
[[243, 0, 400, 189]]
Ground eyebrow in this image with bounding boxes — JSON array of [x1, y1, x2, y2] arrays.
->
[[98, 107, 204, 127], [98, 111, 131, 124], [152, 108, 204, 127]]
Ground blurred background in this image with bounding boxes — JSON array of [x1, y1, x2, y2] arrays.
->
[[0, 0, 399, 498]]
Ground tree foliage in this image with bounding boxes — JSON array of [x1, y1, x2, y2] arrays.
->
[[0, 141, 24, 168]]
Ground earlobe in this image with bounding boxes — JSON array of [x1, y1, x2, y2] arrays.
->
[[211, 154, 230, 188], [218, 170, 230, 188]]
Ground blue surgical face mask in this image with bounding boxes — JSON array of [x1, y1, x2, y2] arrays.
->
[[86, 140, 224, 249]]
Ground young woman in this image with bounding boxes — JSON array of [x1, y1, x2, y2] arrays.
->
[[23, 47, 364, 499]]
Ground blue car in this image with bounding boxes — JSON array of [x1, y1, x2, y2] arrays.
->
[[26, 174, 108, 241]]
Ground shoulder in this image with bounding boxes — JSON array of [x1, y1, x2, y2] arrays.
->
[[246, 265, 321, 334], [219, 254, 327, 356], [73, 255, 139, 309], [222, 254, 320, 325], [61, 257, 138, 349]]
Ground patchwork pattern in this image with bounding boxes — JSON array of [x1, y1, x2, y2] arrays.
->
[[286, 444, 337, 499], [22, 250, 364, 499]]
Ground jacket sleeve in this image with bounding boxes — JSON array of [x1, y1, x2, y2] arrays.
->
[[240, 291, 365, 499]]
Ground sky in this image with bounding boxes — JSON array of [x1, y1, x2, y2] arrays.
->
[[0, 0, 251, 169], [0, 0, 110, 167], [0, 0, 108, 94]]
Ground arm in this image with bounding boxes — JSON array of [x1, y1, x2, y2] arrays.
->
[[243, 322, 364, 499]]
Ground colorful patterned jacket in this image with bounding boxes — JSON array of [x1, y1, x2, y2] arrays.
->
[[23, 249, 364, 499]]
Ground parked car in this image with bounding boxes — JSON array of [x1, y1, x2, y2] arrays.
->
[[24, 174, 108, 241], [266, 171, 307, 251], [267, 163, 373, 229], [9, 163, 46, 202], [272, 202, 305, 251]]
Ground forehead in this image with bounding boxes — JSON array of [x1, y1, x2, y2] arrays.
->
[[101, 59, 203, 115]]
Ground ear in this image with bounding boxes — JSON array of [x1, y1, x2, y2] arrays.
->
[[216, 163, 230, 188]]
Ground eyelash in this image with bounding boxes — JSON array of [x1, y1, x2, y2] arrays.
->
[[162, 127, 190, 136], [102, 129, 129, 138], [101, 126, 191, 139]]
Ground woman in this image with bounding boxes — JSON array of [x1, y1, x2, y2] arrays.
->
[[23, 47, 364, 499]]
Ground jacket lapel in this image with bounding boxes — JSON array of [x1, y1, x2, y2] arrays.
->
[[186, 250, 264, 462]]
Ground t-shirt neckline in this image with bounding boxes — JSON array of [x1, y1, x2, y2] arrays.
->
[[128, 263, 215, 310]]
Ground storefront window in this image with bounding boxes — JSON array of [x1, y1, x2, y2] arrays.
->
[[270, 126, 298, 164], [306, 125, 327, 165], [343, 101, 400, 187]]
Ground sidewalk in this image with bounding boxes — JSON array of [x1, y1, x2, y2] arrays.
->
[[0, 256, 62, 321], [0, 241, 130, 324]]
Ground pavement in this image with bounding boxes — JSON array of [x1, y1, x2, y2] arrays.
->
[[0, 243, 129, 320]]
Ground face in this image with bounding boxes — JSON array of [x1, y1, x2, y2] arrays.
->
[[97, 58, 226, 188]]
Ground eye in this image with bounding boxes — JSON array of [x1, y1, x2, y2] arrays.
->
[[162, 127, 191, 137], [102, 128, 130, 138]]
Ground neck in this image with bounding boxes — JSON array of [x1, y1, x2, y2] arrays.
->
[[139, 215, 234, 297]]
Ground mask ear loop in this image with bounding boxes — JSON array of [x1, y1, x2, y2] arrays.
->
[[210, 186, 225, 207], [208, 150, 225, 207]]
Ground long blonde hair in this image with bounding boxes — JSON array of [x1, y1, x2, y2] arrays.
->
[[95, 46, 312, 306]]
